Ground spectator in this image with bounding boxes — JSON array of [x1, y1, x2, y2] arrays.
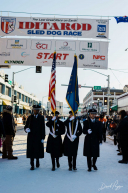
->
[[2, 105, 18, 160], [0, 118, 5, 153], [109, 110, 128, 164], [22, 113, 27, 125]]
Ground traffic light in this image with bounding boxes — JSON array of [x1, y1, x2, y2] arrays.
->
[[14, 96, 17, 103], [36, 66, 42, 73], [5, 74, 8, 82]]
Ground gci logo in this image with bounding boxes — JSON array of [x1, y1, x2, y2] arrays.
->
[[93, 55, 105, 60]]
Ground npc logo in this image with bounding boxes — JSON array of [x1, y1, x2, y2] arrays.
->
[[1, 17, 16, 34]]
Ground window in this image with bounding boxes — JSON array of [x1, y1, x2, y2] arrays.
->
[[6, 87, 9, 96], [17, 92, 19, 99], [0, 84, 2, 93], [25, 96, 27, 102], [21, 94, 24, 101]]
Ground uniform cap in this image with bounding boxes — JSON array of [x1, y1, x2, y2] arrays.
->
[[88, 109, 97, 114]]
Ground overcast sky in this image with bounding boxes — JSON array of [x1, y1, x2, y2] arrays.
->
[[0, 0, 128, 112]]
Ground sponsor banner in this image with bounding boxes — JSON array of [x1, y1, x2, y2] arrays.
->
[[0, 17, 109, 39], [0, 38, 108, 69]]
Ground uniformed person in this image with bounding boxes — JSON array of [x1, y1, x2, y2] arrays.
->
[[24, 105, 45, 170], [46, 111, 65, 171], [83, 109, 102, 172], [63, 111, 82, 171]]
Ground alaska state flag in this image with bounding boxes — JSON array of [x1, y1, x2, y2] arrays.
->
[[66, 55, 79, 114], [115, 16, 128, 23]]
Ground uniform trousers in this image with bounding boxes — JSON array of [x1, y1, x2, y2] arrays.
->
[[51, 154, 59, 168], [68, 155, 77, 168], [87, 157, 97, 169], [30, 158, 39, 166]]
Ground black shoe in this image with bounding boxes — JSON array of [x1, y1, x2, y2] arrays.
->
[[52, 167, 55, 171], [8, 156, 18, 160], [73, 167, 77, 171], [2, 155, 8, 159], [57, 162, 60, 168], [93, 165, 98, 170], [88, 168, 91, 172], [36, 161, 40, 168], [117, 152, 122, 155], [30, 166, 34, 170], [118, 160, 128, 164], [69, 167, 72, 171]]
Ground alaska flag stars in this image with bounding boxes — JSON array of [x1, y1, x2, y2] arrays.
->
[[115, 16, 128, 24], [66, 55, 79, 114]]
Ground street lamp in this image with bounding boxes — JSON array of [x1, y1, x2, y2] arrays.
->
[[92, 102, 94, 108], [97, 98, 100, 115], [11, 67, 35, 113], [83, 69, 110, 116]]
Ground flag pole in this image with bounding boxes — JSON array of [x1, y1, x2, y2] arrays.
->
[[54, 48, 56, 131], [72, 112, 74, 134]]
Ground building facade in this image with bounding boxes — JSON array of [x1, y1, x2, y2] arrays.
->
[[0, 70, 39, 114], [82, 87, 124, 114], [47, 101, 63, 115]]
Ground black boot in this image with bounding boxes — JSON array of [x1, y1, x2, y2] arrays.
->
[[118, 160, 128, 164], [8, 156, 18, 160], [30, 158, 34, 170], [92, 165, 98, 170], [88, 168, 91, 172], [51, 155, 55, 171], [30, 166, 34, 170], [69, 167, 72, 171], [36, 159, 40, 168], [52, 167, 55, 171], [56, 158, 60, 168]]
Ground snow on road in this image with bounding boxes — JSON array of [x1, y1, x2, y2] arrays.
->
[[0, 128, 128, 193]]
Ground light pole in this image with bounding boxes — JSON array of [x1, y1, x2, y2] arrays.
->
[[11, 67, 35, 113], [83, 69, 110, 116], [97, 98, 100, 114], [42, 95, 48, 114]]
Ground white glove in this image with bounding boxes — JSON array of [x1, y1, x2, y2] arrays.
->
[[71, 135, 77, 140], [70, 116, 74, 121], [53, 134, 57, 138], [70, 138, 74, 142], [26, 128, 31, 133], [41, 139, 44, 143], [88, 129, 92, 134], [52, 116, 56, 121]]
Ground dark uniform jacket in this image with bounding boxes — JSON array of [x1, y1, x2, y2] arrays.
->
[[114, 117, 128, 149], [83, 117, 102, 157], [3, 109, 15, 137], [46, 119, 65, 158], [63, 118, 82, 156], [24, 114, 45, 159], [0, 119, 5, 138]]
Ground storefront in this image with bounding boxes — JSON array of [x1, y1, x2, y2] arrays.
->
[[2, 100, 12, 111], [23, 105, 31, 114]]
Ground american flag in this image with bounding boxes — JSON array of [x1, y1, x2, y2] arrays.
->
[[48, 52, 56, 113]]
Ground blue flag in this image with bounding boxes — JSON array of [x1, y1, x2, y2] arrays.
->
[[115, 16, 128, 23], [66, 55, 79, 114]]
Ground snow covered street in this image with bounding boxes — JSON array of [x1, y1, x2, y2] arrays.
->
[[0, 128, 128, 193]]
